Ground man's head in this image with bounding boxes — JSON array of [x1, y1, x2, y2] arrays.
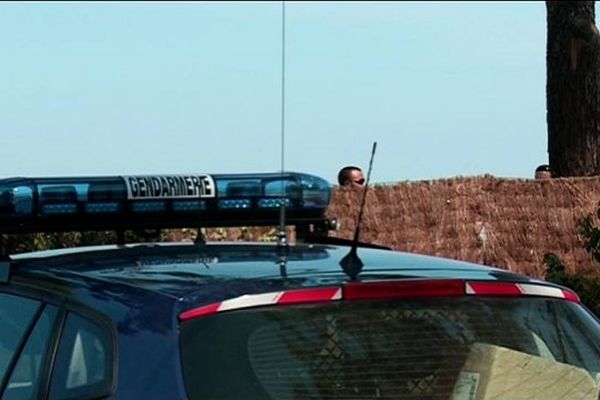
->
[[338, 166, 365, 188], [535, 164, 552, 180]]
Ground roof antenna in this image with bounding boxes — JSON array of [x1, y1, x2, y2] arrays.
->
[[277, 0, 287, 249], [277, 1, 288, 278], [339, 141, 377, 281]]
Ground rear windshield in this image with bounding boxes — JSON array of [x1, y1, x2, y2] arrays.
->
[[180, 297, 600, 400]]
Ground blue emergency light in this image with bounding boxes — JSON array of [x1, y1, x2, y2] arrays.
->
[[0, 172, 332, 233]]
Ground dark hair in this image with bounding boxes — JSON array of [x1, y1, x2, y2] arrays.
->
[[535, 164, 551, 172], [337, 166, 362, 185]]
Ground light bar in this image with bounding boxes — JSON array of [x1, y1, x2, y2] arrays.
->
[[178, 279, 581, 321], [0, 172, 331, 233]]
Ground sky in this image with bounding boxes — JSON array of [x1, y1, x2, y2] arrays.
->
[[0, 1, 549, 184]]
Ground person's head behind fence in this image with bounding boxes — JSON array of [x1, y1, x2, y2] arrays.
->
[[338, 166, 365, 188], [535, 164, 552, 180]]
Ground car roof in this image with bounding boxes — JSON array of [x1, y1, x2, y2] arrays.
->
[[10, 242, 534, 305], [0, 171, 542, 312]]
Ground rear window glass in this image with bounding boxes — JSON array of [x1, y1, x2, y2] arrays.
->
[[49, 313, 113, 400], [181, 297, 600, 400]]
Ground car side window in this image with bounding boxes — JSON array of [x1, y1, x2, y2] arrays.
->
[[4, 304, 58, 400], [0, 293, 41, 385], [49, 312, 113, 400]]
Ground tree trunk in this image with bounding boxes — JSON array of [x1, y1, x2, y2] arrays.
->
[[547, 1, 600, 177]]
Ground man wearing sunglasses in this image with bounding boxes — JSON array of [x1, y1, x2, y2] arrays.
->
[[337, 166, 365, 188]]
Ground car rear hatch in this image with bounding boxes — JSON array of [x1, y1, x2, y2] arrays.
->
[[179, 279, 600, 400]]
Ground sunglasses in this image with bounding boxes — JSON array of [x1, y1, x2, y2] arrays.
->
[[354, 178, 365, 185]]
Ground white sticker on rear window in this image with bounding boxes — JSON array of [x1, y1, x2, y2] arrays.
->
[[123, 175, 215, 200], [452, 372, 479, 400]]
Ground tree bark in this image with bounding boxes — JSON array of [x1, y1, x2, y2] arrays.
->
[[547, 1, 600, 177]]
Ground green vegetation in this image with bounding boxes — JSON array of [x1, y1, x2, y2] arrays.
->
[[544, 202, 600, 316], [0, 226, 279, 256], [1, 230, 164, 254]]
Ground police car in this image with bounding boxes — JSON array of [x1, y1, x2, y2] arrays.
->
[[1, 172, 600, 400]]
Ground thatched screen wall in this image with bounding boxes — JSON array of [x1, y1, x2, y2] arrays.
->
[[188, 176, 600, 279], [329, 176, 600, 279]]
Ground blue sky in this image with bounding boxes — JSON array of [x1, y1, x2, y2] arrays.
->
[[0, 1, 548, 184]]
